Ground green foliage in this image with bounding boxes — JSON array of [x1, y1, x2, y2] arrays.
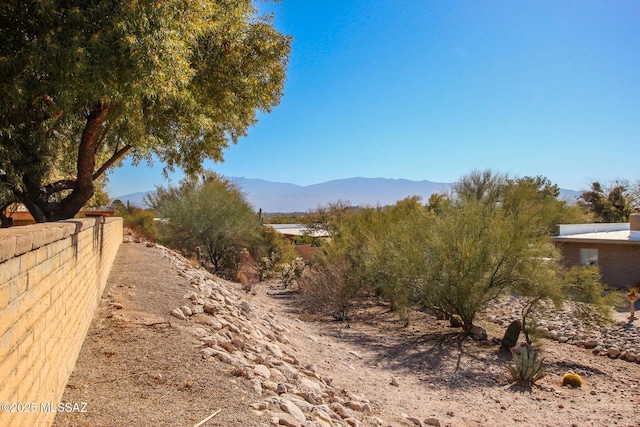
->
[[562, 265, 617, 324], [425, 193, 451, 215], [504, 175, 590, 233], [422, 172, 566, 333], [292, 234, 323, 247], [303, 197, 431, 322], [580, 182, 632, 223], [366, 197, 432, 322], [121, 208, 159, 242], [508, 345, 547, 385], [281, 257, 306, 288], [149, 173, 264, 276], [84, 178, 111, 208], [0, 0, 291, 222], [258, 226, 296, 279], [561, 372, 582, 388], [299, 170, 607, 336]]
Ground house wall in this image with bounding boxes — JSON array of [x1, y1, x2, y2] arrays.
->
[[556, 241, 640, 289], [0, 217, 122, 427], [294, 244, 321, 261]]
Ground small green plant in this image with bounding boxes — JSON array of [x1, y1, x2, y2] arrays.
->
[[561, 372, 582, 388], [508, 345, 546, 385], [281, 257, 306, 288]]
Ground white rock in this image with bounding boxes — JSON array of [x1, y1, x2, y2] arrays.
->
[[254, 364, 272, 379], [330, 402, 355, 419], [279, 398, 307, 423], [171, 308, 187, 320], [298, 377, 324, 395], [250, 378, 262, 395]]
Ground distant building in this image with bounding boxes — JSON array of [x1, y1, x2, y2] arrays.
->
[[553, 214, 640, 289], [266, 224, 329, 239], [266, 224, 329, 260]]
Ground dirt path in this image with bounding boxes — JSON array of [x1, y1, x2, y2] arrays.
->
[[53, 242, 640, 427], [52, 242, 270, 427]]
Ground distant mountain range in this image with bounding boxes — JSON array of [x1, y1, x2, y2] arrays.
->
[[114, 177, 582, 213]]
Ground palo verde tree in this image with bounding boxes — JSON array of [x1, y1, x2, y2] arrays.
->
[[149, 173, 264, 275], [300, 197, 431, 321], [421, 171, 569, 334], [0, 0, 290, 225]]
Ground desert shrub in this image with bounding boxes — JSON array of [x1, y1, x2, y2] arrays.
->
[[422, 172, 573, 334], [512, 250, 565, 345], [298, 257, 361, 320], [306, 197, 430, 322], [148, 173, 264, 278], [562, 265, 619, 325], [122, 208, 158, 241], [281, 257, 306, 288], [298, 171, 589, 335], [258, 226, 297, 279], [508, 345, 546, 385]]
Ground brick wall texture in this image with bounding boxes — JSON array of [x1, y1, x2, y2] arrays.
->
[[556, 241, 640, 289], [0, 217, 122, 427]]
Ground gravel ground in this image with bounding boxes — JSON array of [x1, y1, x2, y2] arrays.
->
[[53, 242, 640, 427]]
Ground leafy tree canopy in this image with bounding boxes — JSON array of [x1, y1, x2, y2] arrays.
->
[[0, 0, 291, 224], [422, 172, 583, 332], [580, 181, 633, 223]]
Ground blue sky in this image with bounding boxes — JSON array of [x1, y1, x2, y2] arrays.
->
[[108, 0, 640, 197]]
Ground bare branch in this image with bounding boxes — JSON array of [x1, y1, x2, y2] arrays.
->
[[93, 144, 132, 180]]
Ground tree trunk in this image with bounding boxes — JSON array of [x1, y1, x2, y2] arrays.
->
[[16, 103, 112, 223]]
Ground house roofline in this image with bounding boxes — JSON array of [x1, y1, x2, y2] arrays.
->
[[552, 236, 640, 246]]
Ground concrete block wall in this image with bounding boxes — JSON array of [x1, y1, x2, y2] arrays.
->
[[0, 217, 122, 427]]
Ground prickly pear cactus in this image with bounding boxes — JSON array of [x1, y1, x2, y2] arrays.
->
[[501, 320, 522, 350]]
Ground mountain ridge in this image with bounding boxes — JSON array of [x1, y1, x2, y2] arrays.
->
[[114, 176, 581, 212]]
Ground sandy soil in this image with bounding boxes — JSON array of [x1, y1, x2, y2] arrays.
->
[[53, 242, 640, 427]]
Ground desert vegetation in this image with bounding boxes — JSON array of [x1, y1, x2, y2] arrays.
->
[[298, 171, 618, 343], [147, 173, 296, 280]]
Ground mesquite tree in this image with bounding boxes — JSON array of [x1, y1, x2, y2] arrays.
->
[[0, 0, 290, 225]]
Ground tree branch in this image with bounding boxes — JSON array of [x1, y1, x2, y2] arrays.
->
[[0, 199, 16, 228], [93, 144, 132, 180], [43, 179, 77, 196]]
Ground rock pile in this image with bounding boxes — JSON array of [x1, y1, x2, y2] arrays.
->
[[488, 298, 640, 364], [159, 246, 389, 427], [156, 242, 640, 426]]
